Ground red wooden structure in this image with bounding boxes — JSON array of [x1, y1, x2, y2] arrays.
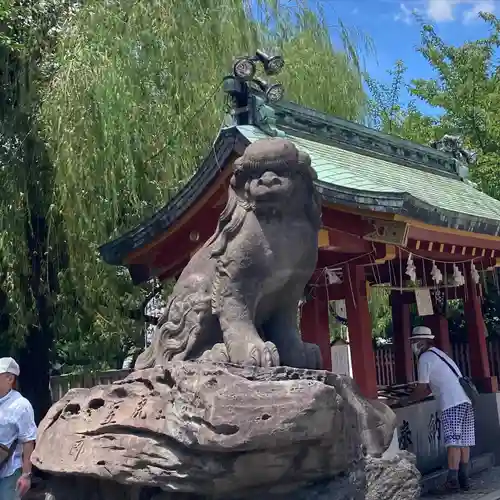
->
[[100, 99, 500, 399]]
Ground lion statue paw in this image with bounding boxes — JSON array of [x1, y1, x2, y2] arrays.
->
[[201, 343, 230, 363], [202, 340, 280, 367], [232, 340, 280, 367]]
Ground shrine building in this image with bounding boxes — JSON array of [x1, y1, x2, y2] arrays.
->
[[99, 58, 500, 472]]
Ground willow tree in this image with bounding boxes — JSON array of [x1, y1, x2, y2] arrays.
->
[[30, 1, 370, 381], [0, 0, 82, 421]]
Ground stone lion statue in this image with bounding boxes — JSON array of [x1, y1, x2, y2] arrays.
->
[[135, 138, 323, 369]]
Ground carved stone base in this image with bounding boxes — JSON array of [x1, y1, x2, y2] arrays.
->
[[43, 467, 365, 500], [42, 453, 420, 500], [34, 362, 398, 498]]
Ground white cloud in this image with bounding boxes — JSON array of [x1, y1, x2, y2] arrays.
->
[[462, 0, 495, 23], [426, 0, 459, 22], [394, 3, 418, 24], [393, 1, 496, 24]]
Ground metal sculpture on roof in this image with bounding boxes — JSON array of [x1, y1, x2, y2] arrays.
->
[[430, 135, 475, 166], [135, 137, 323, 369]]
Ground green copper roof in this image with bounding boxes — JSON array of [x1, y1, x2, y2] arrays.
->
[[237, 125, 500, 228], [100, 99, 500, 280]]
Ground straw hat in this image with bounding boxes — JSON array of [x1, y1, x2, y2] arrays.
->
[[410, 326, 435, 341]]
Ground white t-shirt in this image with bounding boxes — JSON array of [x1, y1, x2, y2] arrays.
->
[[418, 347, 471, 411], [0, 390, 37, 478]]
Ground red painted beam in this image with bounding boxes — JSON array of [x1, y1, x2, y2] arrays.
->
[[316, 245, 388, 269], [324, 284, 344, 300], [343, 264, 378, 399], [387, 287, 474, 303], [151, 209, 220, 277], [464, 263, 498, 392], [367, 256, 495, 289], [407, 225, 500, 252], [300, 285, 332, 370], [126, 169, 233, 265], [324, 229, 373, 253], [321, 207, 374, 237], [157, 256, 190, 282], [399, 246, 497, 270], [405, 240, 494, 260], [305, 281, 344, 300], [317, 251, 368, 269], [391, 292, 413, 384]]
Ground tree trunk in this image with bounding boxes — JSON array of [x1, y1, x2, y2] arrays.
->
[[18, 326, 53, 424], [17, 125, 62, 423]]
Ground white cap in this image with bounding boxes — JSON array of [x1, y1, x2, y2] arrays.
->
[[0, 357, 20, 376], [411, 326, 435, 341]]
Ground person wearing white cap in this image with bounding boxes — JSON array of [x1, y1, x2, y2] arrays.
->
[[0, 357, 37, 499], [400, 326, 475, 492]]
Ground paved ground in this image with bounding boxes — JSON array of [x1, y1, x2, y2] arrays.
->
[[23, 467, 500, 500], [423, 466, 500, 499]]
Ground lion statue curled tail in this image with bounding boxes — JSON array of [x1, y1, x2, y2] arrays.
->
[[135, 138, 323, 370]]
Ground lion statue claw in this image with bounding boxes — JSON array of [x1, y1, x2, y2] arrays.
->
[[201, 340, 280, 367], [136, 138, 323, 370]]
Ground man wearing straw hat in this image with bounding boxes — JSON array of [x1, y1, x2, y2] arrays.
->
[[401, 326, 475, 492], [0, 357, 37, 499]]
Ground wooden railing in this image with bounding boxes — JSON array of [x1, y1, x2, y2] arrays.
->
[[375, 346, 396, 388], [49, 337, 500, 401], [375, 337, 500, 386], [50, 369, 131, 403]]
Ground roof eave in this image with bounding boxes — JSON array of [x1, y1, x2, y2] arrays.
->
[[316, 181, 500, 237], [99, 127, 249, 267]]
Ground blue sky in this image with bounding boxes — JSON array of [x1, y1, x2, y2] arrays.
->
[[321, 0, 496, 114]]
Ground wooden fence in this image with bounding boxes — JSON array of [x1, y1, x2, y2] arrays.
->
[[50, 369, 130, 403], [375, 337, 500, 386], [49, 337, 500, 401]]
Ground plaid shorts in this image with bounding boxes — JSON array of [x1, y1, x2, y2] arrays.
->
[[441, 402, 475, 448]]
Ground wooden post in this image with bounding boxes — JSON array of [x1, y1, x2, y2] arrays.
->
[[464, 264, 497, 393], [300, 285, 332, 370], [343, 264, 378, 399], [391, 291, 414, 384], [423, 314, 452, 356]]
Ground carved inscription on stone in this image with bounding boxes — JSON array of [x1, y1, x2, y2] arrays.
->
[[398, 420, 413, 451], [69, 439, 85, 462], [131, 398, 147, 419], [100, 408, 116, 425], [428, 411, 442, 446]]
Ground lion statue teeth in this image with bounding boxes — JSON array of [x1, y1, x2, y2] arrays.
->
[[135, 138, 323, 370]]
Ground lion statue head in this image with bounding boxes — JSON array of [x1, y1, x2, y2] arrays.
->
[[208, 138, 322, 258]]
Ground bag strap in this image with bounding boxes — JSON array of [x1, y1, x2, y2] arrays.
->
[[0, 439, 18, 471], [0, 393, 17, 472], [428, 349, 461, 379]]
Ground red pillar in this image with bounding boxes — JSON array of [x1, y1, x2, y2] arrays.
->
[[300, 285, 332, 370], [464, 264, 497, 393], [423, 314, 452, 356], [343, 264, 378, 399], [391, 292, 414, 384]]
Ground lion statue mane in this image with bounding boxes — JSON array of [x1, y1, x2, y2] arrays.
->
[[135, 138, 323, 370]]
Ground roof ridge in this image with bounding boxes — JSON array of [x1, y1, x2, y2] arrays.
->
[[269, 101, 460, 178]]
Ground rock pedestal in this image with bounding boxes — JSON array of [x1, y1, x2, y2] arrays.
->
[[33, 362, 419, 499]]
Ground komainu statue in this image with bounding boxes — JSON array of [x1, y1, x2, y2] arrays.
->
[[136, 138, 323, 369]]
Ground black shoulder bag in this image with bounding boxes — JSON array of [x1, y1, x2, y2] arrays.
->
[[429, 349, 479, 407]]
